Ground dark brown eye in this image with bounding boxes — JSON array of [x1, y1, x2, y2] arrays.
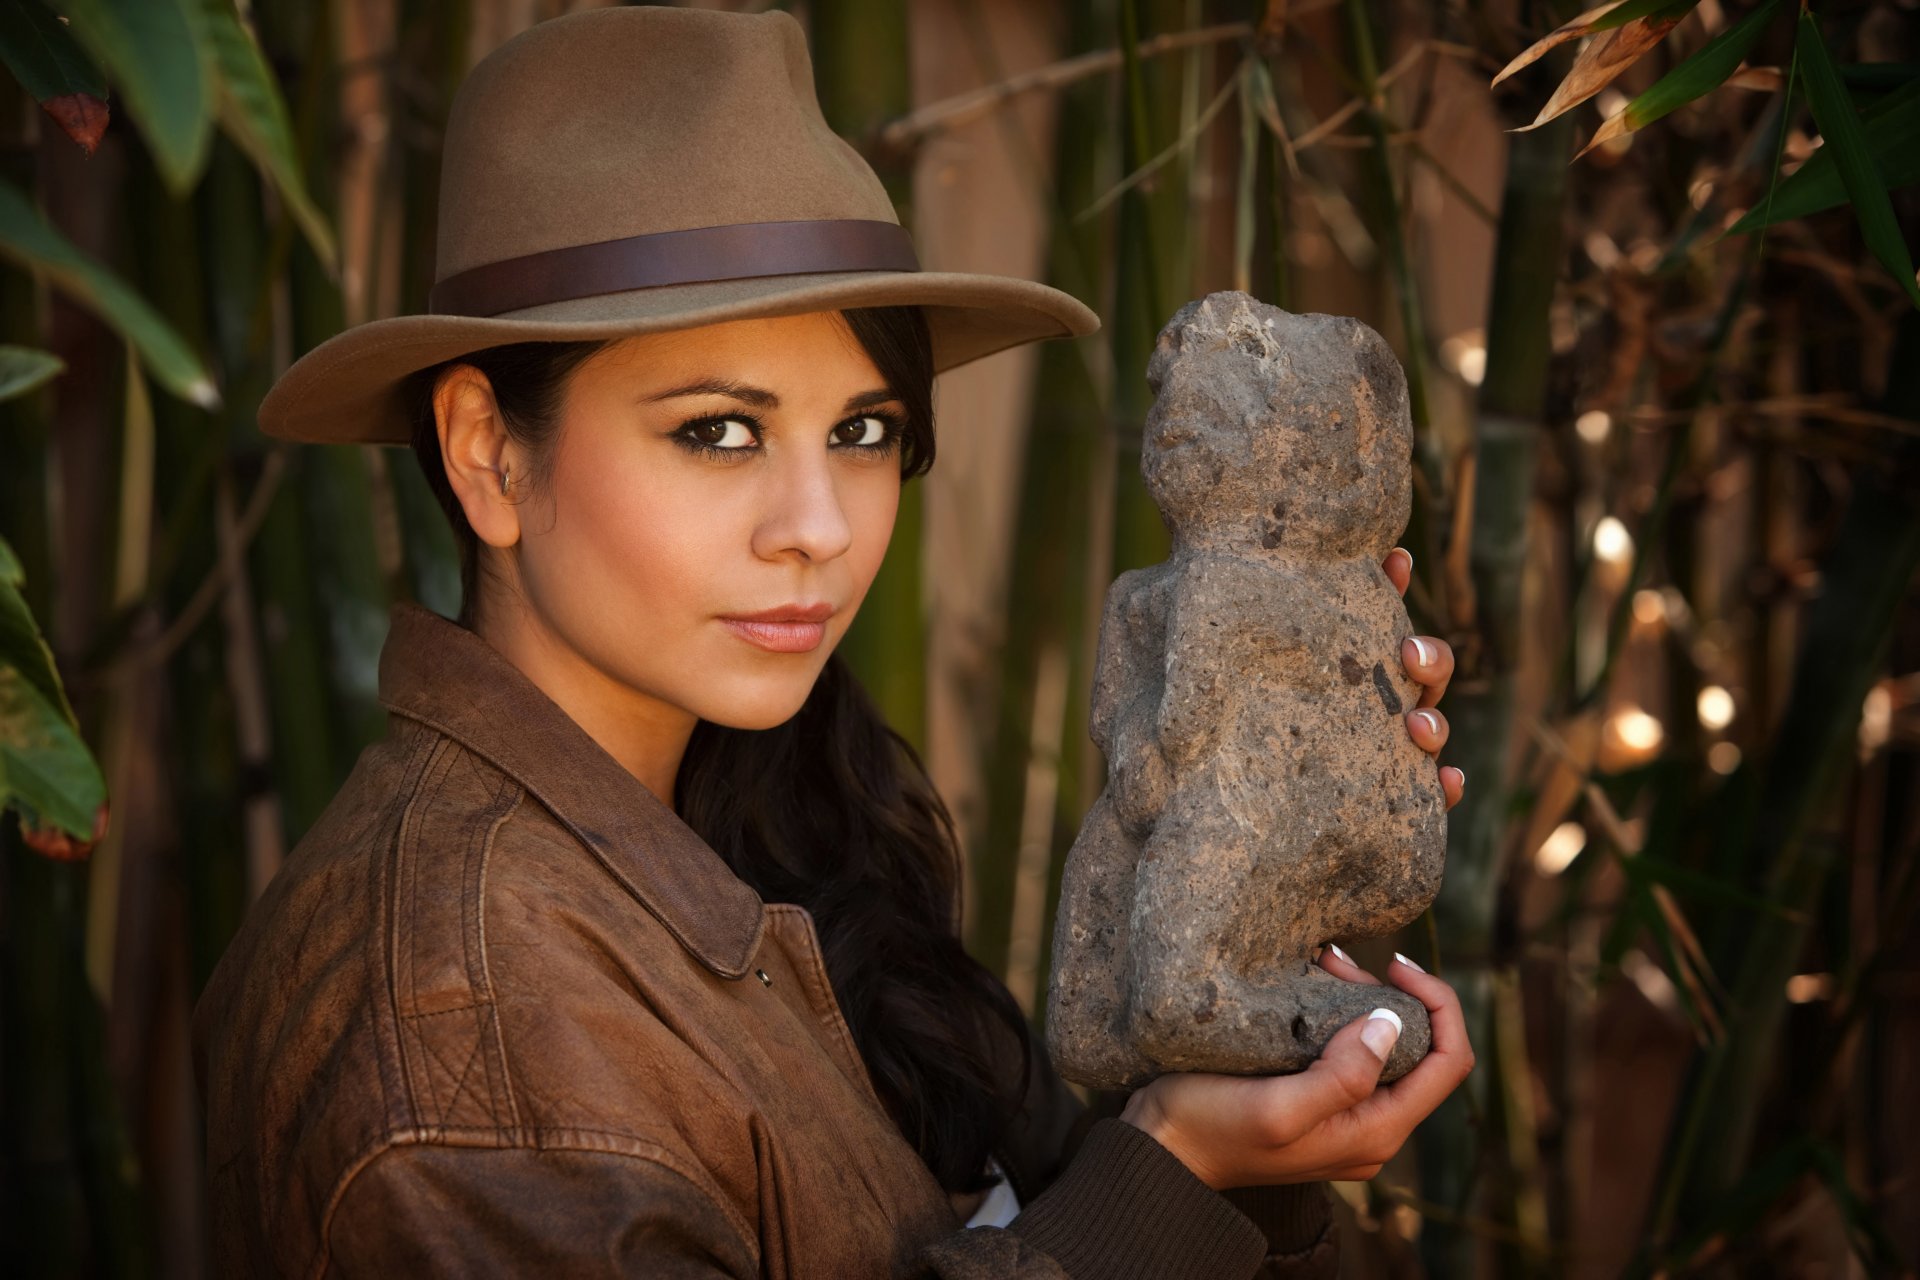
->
[[690, 418, 755, 448], [834, 415, 888, 447]]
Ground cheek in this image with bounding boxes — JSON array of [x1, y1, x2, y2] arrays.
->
[[841, 470, 902, 590]]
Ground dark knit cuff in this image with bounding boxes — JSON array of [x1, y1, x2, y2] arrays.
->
[[1006, 1117, 1268, 1280], [1221, 1181, 1334, 1257]]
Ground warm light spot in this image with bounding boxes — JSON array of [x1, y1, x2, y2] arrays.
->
[[1441, 331, 1486, 387], [1584, 232, 1622, 270], [1610, 707, 1664, 754], [1860, 683, 1892, 757], [1575, 409, 1612, 444], [1597, 89, 1630, 118], [1688, 177, 1715, 211], [1535, 822, 1587, 876], [1697, 686, 1735, 732], [1708, 741, 1742, 774], [1632, 589, 1667, 627], [1593, 516, 1633, 565], [1621, 949, 1680, 1014], [1786, 973, 1833, 1003]]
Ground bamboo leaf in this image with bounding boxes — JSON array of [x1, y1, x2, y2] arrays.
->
[[0, 535, 75, 720], [1511, 7, 1691, 132], [50, 0, 214, 193], [0, 179, 218, 407], [1723, 78, 1920, 234], [0, 344, 63, 400], [1577, 0, 1780, 159], [0, 537, 105, 846], [0, 665, 106, 846], [201, 0, 337, 272], [1794, 9, 1920, 310], [1492, 0, 1696, 89], [0, 0, 110, 152], [1587, 0, 1698, 34]]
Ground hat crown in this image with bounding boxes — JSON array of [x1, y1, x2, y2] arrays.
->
[[435, 7, 897, 282]]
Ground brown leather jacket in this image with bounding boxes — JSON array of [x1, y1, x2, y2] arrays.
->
[[193, 603, 1339, 1278]]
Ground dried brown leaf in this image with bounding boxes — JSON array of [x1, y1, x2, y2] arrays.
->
[[1515, 15, 1684, 133], [1490, 0, 1631, 87]]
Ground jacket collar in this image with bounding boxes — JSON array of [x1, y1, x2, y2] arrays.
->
[[377, 602, 766, 979]]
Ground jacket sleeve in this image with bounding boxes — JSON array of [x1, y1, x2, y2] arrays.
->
[[322, 1142, 760, 1278], [931, 1008, 1339, 1280]]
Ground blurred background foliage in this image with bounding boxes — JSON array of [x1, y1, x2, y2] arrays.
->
[[2, 0, 1917, 1275]]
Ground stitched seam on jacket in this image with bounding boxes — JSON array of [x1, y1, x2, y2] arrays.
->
[[381, 702, 767, 978], [762, 903, 878, 1105], [309, 1126, 761, 1280], [388, 736, 457, 1121], [391, 747, 520, 1128], [471, 783, 525, 1134]]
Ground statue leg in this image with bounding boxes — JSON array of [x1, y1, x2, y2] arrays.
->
[[1044, 791, 1155, 1090], [1121, 793, 1432, 1082]]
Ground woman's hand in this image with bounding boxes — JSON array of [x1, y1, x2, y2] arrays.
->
[[1383, 547, 1463, 810], [1118, 950, 1475, 1190]]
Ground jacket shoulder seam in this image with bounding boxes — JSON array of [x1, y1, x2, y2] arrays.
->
[[309, 1125, 759, 1280]]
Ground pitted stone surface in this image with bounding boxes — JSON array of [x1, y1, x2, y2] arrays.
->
[[1045, 292, 1447, 1089]]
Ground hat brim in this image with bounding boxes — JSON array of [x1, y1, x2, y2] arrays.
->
[[258, 270, 1100, 444]]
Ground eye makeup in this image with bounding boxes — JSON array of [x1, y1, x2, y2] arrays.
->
[[668, 408, 908, 461]]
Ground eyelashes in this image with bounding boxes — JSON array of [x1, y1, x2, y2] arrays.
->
[[669, 409, 908, 461]]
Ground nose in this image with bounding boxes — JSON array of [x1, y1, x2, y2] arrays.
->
[[751, 445, 854, 565]]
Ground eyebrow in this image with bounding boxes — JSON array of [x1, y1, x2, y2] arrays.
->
[[645, 378, 899, 415]]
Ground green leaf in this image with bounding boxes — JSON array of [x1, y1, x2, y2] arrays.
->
[[0, 535, 102, 844], [1617, 0, 1777, 135], [0, 344, 63, 400], [0, 1, 107, 101], [0, 178, 218, 407], [201, 0, 336, 272], [1793, 9, 1920, 310], [1723, 79, 1920, 234], [51, 0, 214, 193], [0, 537, 75, 721], [0, 663, 105, 840], [1590, 0, 1699, 35]]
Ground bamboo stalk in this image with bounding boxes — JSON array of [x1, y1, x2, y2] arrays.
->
[[1417, 66, 1575, 1279], [812, 0, 926, 750]]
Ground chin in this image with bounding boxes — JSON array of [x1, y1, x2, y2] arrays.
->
[[682, 669, 821, 733]]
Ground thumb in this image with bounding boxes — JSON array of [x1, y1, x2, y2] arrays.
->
[[1280, 1006, 1403, 1134]]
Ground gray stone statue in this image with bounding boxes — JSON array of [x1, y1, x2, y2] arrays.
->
[[1045, 292, 1446, 1090]]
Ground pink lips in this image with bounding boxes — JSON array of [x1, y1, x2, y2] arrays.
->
[[718, 602, 835, 653]]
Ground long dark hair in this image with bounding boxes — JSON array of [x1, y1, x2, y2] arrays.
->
[[405, 308, 1030, 1193]]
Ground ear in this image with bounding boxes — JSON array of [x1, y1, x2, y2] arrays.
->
[[434, 364, 522, 550]]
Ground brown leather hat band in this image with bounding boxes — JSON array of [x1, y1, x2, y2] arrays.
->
[[427, 218, 920, 317]]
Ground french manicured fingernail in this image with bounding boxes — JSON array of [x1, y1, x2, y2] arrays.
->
[[1410, 636, 1434, 667], [1361, 1008, 1402, 1060], [1393, 951, 1426, 973], [1413, 709, 1440, 736], [1397, 549, 1413, 573], [1326, 941, 1355, 966], [1449, 766, 1466, 790]]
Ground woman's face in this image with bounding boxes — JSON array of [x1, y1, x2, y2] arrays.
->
[[496, 311, 905, 732]]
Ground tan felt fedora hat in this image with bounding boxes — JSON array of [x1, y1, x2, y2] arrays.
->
[[259, 4, 1101, 445]]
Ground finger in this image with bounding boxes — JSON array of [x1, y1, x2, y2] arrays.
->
[[1315, 942, 1384, 986], [1440, 765, 1464, 810], [1256, 1012, 1399, 1143], [1399, 636, 1454, 707], [1367, 960, 1476, 1118], [1382, 547, 1412, 596], [1405, 708, 1450, 756]]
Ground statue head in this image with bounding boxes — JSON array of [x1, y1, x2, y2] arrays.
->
[[1141, 293, 1412, 561]]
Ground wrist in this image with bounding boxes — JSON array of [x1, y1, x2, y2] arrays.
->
[[1120, 1088, 1224, 1190]]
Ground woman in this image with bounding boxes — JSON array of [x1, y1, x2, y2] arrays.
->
[[194, 8, 1473, 1278]]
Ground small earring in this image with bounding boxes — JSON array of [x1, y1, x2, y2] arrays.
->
[[498, 469, 511, 495]]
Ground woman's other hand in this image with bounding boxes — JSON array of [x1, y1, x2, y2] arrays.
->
[[1382, 546, 1463, 810], [1118, 949, 1475, 1190]]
